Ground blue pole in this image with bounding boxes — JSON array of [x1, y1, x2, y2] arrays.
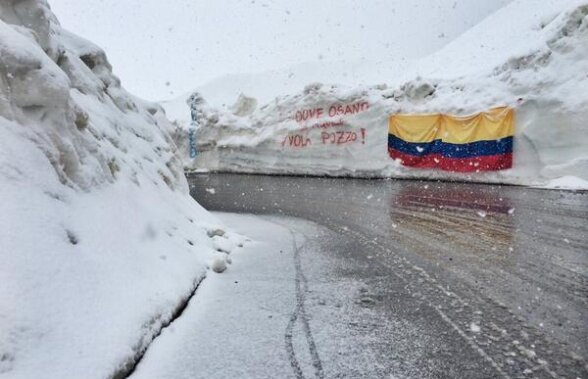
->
[[188, 95, 198, 158]]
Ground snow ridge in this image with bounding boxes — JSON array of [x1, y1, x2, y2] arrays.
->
[[0, 1, 240, 378]]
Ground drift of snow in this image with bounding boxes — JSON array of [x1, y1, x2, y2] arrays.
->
[[0, 2, 242, 378], [165, 0, 588, 188]]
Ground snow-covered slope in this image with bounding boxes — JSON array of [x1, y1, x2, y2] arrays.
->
[[0, 2, 241, 378], [167, 0, 588, 189], [48, 0, 513, 101], [164, 58, 412, 112]]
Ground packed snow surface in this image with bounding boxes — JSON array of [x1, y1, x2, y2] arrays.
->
[[131, 213, 423, 379], [166, 0, 588, 188], [0, 1, 241, 378]]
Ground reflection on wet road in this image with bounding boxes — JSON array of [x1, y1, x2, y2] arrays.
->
[[188, 174, 588, 378]]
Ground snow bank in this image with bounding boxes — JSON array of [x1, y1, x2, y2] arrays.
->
[[0, 2, 241, 378], [167, 0, 588, 188]]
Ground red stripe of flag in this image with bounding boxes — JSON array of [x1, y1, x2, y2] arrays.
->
[[389, 148, 512, 172]]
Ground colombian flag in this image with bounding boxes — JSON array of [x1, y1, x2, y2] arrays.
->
[[388, 107, 514, 172]]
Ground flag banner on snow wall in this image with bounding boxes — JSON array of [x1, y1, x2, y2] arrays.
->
[[388, 107, 514, 172]]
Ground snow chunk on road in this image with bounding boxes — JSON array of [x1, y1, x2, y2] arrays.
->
[[210, 257, 228, 273], [470, 323, 481, 333]]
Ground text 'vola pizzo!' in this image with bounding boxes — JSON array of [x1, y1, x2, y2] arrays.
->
[[281, 128, 367, 148]]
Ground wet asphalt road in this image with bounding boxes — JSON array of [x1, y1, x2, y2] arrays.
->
[[188, 173, 588, 379]]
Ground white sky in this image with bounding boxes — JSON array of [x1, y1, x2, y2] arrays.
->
[[49, 0, 511, 101]]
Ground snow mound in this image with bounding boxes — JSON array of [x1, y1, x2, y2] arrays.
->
[[0, 2, 241, 378], [166, 0, 588, 188]]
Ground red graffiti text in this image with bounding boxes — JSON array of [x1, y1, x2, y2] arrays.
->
[[281, 134, 312, 148]]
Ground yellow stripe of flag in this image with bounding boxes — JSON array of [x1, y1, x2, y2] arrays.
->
[[389, 107, 515, 144]]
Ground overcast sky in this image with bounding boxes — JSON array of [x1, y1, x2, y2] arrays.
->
[[49, 0, 511, 101]]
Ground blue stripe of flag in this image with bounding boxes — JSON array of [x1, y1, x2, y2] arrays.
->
[[388, 135, 513, 158]]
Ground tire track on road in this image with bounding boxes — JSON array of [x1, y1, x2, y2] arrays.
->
[[284, 228, 324, 379]]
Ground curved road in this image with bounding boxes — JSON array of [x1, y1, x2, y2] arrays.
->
[[188, 173, 587, 378]]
